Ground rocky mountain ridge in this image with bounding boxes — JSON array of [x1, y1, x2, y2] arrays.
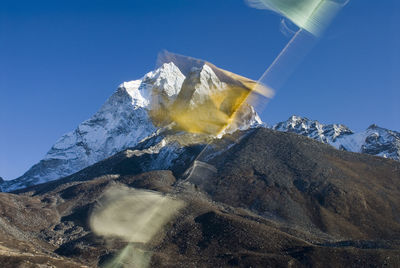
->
[[1, 128, 399, 267], [273, 115, 400, 161]]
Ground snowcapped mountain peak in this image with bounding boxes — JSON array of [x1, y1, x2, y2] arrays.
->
[[197, 64, 225, 92], [187, 64, 221, 87], [360, 125, 400, 160], [143, 62, 185, 98], [178, 64, 226, 107], [274, 116, 399, 161], [1, 59, 262, 192], [288, 115, 303, 123], [273, 115, 353, 143], [143, 62, 186, 125]]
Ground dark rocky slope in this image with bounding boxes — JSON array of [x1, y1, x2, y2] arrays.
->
[[1, 128, 399, 267]]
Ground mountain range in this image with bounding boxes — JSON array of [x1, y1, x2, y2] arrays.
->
[[0, 56, 399, 267], [1, 61, 399, 192], [273, 115, 400, 161]]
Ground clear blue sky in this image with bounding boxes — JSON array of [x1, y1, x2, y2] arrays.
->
[[1, 0, 399, 180]]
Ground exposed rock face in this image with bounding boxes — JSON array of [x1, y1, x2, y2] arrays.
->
[[273, 115, 400, 161], [0, 128, 399, 267]]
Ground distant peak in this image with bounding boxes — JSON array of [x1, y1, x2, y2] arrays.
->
[[288, 115, 306, 122], [185, 64, 221, 88], [143, 62, 185, 98], [188, 64, 215, 76], [283, 115, 317, 127], [144, 62, 183, 81], [273, 115, 354, 143], [157, 62, 181, 73], [367, 124, 379, 130]]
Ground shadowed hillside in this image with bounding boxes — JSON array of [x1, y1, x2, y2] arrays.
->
[[1, 128, 399, 267]]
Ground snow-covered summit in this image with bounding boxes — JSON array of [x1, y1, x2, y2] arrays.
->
[[331, 124, 400, 160], [182, 64, 226, 107], [144, 62, 185, 101], [274, 116, 400, 161], [1, 61, 261, 192], [273, 115, 353, 143]]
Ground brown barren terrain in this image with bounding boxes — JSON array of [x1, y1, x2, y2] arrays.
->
[[1, 128, 399, 267]]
